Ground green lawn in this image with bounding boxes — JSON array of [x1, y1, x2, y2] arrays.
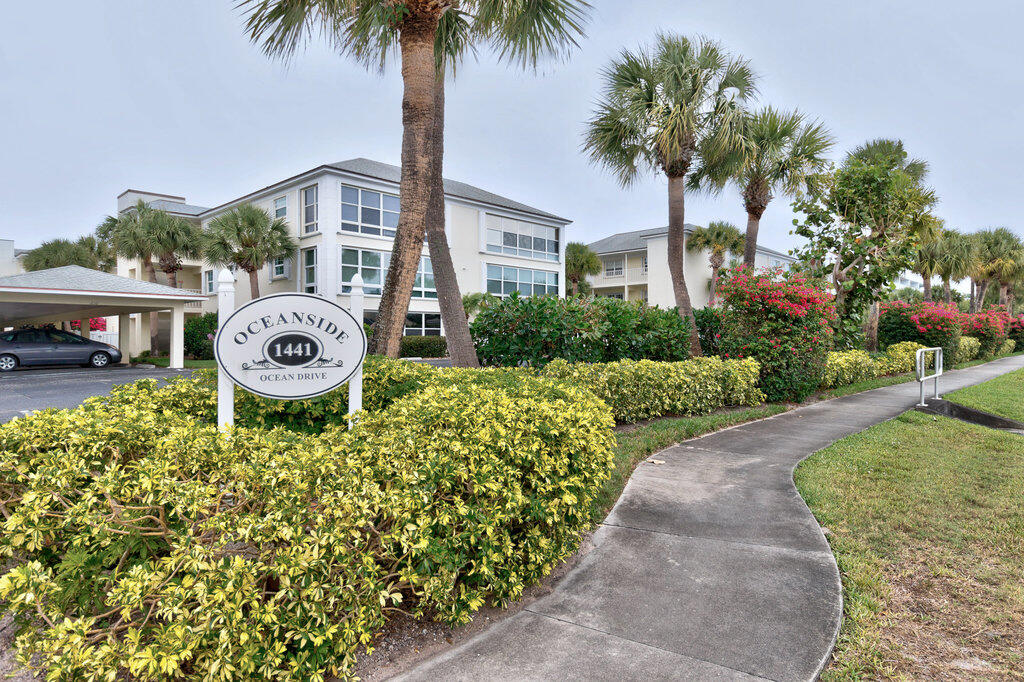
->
[[795, 411, 1024, 680], [944, 367, 1024, 422], [131, 356, 217, 369]]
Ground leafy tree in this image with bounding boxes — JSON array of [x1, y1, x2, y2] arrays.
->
[[241, 1, 589, 364], [565, 241, 601, 296], [584, 33, 757, 355], [934, 228, 976, 304], [793, 140, 936, 347], [720, 107, 832, 267], [686, 221, 744, 305], [202, 204, 297, 300]]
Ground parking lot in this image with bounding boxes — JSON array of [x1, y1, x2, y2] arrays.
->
[[0, 366, 194, 423]]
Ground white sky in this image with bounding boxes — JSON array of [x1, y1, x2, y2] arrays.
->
[[2, 0, 1022, 254]]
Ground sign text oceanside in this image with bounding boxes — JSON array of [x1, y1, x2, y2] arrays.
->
[[215, 292, 367, 401]]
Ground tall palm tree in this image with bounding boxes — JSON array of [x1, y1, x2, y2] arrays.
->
[[989, 228, 1024, 306], [725, 107, 833, 267], [22, 237, 100, 271], [202, 204, 298, 300], [241, 1, 589, 363], [565, 241, 601, 296], [912, 217, 944, 301], [686, 221, 744, 306], [102, 200, 163, 348], [151, 212, 202, 288], [935, 228, 976, 304], [970, 227, 1020, 311], [584, 34, 757, 356]]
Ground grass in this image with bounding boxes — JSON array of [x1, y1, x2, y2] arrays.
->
[[795, 411, 1024, 680], [589, 404, 788, 525], [130, 356, 217, 369], [944, 367, 1024, 422]]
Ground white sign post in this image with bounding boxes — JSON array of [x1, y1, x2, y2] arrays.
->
[[214, 281, 368, 431], [346, 274, 364, 429], [216, 270, 235, 431]]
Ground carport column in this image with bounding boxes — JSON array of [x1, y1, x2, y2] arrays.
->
[[169, 304, 185, 369], [217, 270, 235, 431], [117, 314, 131, 364]]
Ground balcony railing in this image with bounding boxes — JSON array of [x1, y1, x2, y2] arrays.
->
[[597, 267, 648, 284], [181, 288, 206, 309]]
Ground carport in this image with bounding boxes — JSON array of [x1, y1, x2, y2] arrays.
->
[[0, 265, 207, 369]]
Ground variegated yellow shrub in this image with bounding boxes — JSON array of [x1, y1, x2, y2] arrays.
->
[[0, 371, 614, 681], [874, 341, 927, 376], [998, 339, 1016, 356], [821, 350, 878, 389], [955, 336, 982, 364]]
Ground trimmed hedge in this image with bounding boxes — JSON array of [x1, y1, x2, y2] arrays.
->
[[693, 307, 722, 356], [878, 301, 961, 364], [470, 294, 691, 366], [399, 335, 447, 358], [183, 311, 218, 360], [998, 339, 1016, 356], [955, 336, 982, 365], [540, 356, 764, 423], [0, 366, 614, 680], [821, 350, 877, 389], [874, 341, 927, 375]]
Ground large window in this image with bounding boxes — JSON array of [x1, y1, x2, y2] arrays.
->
[[486, 264, 558, 297], [341, 248, 435, 299], [604, 256, 624, 277], [273, 196, 287, 219], [485, 215, 559, 262], [204, 270, 214, 294], [341, 185, 400, 237], [363, 311, 442, 337], [302, 185, 318, 234], [302, 247, 317, 293]]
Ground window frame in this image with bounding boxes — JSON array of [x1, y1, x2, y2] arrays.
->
[[483, 215, 560, 262], [604, 256, 624, 277], [301, 247, 318, 294], [301, 185, 318, 234], [341, 184, 401, 238], [485, 263, 559, 298], [204, 270, 214, 294], [404, 312, 443, 337], [341, 247, 435, 299], [273, 195, 287, 220]]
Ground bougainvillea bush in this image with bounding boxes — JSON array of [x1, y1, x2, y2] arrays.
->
[[877, 301, 962, 363], [1009, 315, 1024, 347], [718, 267, 836, 402], [962, 305, 1012, 357], [69, 318, 106, 332]]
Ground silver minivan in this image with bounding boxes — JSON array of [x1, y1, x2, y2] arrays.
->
[[0, 327, 123, 371]]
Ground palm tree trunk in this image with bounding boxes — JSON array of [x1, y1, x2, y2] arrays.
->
[[743, 210, 762, 268], [571, 280, 579, 296], [167, 269, 178, 288], [943, 278, 951, 303], [970, 279, 977, 313], [922, 277, 932, 302], [978, 280, 991, 310], [866, 301, 880, 352], [708, 266, 720, 306], [369, 21, 439, 358], [143, 259, 160, 352], [999, 284, 1008, 306], [666, 174, 701, 356], [248, 270, 260, 300], [425, 74, 478, 368]]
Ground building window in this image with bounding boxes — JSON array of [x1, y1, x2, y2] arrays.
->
[[271, 256, 288, 280], [341, 185, 400, 237], [640, 255, 648, 274], [204, 270, 214, 294], [604, 257, 624, 277], [274, 196, 287, 220], [363, 311, 442, 337], [302, 185, 318, 234], [302, 247, 317, 293], [486, 264, 558, 297], [341, 248, 435, 299], [484, 215, 559, 262], [604, 292, 624, 300]]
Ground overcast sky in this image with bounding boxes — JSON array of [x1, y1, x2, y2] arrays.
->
[[2, 1, 1022, 254]]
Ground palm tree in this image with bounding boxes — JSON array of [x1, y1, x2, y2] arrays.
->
[[686, 221, 744, 306], [102, 200, 163, 348], [565, 242, 601, 296], [150, 212, 202, 288], [912, 217, 944, 301], [584, 34, 757, 356], [241, 1, 589, 364], [934, 229, 976, 304], [970, 228, 1021, 311], [202, 204, 297, 300], [726, 107, 833, 267], [22, 237, 101, 271], [989, 228, 1024, 306]]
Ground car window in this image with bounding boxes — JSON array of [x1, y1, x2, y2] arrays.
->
[[45, 330, 85, 344], [14, 330, 42, 343], [0, 332, 14, 342]]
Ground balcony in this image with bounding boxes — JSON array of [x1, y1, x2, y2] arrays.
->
[[593, 266, 649, 287], [181, 288, 207, 309]]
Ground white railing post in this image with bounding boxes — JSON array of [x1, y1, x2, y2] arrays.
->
[[916, 347, 943, 407], [217, 269, 235, 432], [347, 273, 364, 429]]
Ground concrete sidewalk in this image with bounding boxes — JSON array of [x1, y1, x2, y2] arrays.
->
[[398, 354, 1024, 681]]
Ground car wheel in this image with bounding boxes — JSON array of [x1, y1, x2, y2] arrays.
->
[[89, 352, 111, 368], [0, 354, 17, 372]]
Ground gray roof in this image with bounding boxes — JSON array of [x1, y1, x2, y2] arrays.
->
[[0, 265, 206, 298], [327, 158, 567, 223], [588, 225, 797, 261], [141, 199, 210, 217]]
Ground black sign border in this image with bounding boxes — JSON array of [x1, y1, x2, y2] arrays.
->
[[214, 292, 368, 401]]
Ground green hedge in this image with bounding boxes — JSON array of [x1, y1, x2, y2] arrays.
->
[[998, 339, 1016, 356], [540, 357, 764, 423], [820, 350, 878, 389], [0, 367, 614, 681], [183, 312, 217, 360], [955, 336, 982, 365], [399, 335, 448, 358]]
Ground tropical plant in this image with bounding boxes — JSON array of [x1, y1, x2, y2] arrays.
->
[[584, 33, 757, 356], [100, 200, 164, 348], [969, 228, 1022, 312], [686, 221, 744, 305], [912, 217, 944, 301], [565, 241, 601, 296], [22, 236, 105, 272], [150, 212, 202, 288], [723, 107, 833, 267], [202, 204, 297, 300], [241, 1, 590, 365], [934, 228, 977, 304], [462, 291, 497, 319]]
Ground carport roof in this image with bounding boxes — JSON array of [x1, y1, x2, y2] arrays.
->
[[0, 265, 206, 298]]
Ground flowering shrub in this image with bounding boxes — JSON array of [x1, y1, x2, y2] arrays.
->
[[540, 356, 763, 423], [955, 336, 982, 364], [878, 301, 961, 363], [183, 312, 218, 359], [962, 305, 1012, 357], [821, 350, 877, 388], [718, 267, 835, 402], [1009, 315, 1024, 346], [69, 318, 106, 332]]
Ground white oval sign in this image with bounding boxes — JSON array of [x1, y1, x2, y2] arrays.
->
[[214, 293, 367, 400]]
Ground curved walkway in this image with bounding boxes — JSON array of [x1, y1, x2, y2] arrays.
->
[[397, 354, 1024, 681]]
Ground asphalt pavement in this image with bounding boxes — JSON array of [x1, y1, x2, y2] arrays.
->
[[0, 365, 194, 423]]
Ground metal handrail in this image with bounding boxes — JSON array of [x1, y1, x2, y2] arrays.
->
[[916, 347, 943, 407]]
